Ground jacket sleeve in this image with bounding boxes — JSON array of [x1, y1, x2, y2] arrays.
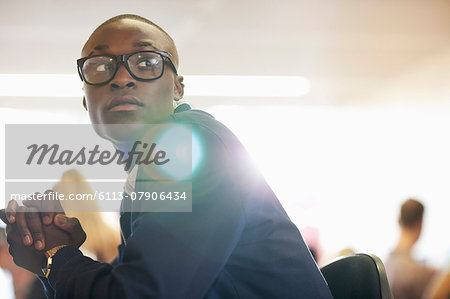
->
[[43, 125, 248, 298]]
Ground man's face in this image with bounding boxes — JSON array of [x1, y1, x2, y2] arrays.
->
[[81, 19, 183, 143]]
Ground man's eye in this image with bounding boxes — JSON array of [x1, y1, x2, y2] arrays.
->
[[137, 58, 159, 69], [95, 63, 110, 72]]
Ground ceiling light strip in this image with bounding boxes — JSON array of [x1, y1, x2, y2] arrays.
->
[[0, 74, 310, 97]]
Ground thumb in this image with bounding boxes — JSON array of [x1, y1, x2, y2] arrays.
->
[[54, 214, 69, 227], [54, 215, 86, 248]]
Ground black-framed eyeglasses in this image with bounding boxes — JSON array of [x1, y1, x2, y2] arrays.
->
[[77, 50, 178, 85]]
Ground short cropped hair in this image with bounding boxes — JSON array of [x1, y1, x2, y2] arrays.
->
[[82, 14, 179, 68], [399, 199, 424, 228], [95, 14, 175, 46]]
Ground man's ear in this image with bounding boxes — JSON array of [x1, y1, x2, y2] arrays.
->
[[174, 75, 184, 102], [82, 97, 88, 111]]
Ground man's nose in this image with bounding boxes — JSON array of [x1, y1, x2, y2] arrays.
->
[[110, 64, 136, 89]]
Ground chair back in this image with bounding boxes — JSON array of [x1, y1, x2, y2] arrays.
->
[[320, 253, 393, 299]]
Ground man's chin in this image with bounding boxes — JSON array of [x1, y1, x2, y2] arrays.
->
[[92, 123, 147, 146]]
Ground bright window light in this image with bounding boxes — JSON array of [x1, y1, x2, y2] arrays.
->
[[0, 74, 310, 98], [184, 75, 310, 97], [0, 74, 82, 97]]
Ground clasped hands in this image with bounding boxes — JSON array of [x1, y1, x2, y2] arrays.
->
[[0, 191, 86, 276]]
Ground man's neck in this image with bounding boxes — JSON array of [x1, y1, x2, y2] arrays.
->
[[395, 229, 419, 253]]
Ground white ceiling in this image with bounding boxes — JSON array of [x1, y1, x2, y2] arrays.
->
[[1, 0, 450, 107]]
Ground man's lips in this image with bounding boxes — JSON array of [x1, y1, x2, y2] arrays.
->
[[107, 96, 144, 112], [110, 104, 141, 112]]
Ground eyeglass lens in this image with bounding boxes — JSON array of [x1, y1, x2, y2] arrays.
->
[[82, 52, 164, 84]]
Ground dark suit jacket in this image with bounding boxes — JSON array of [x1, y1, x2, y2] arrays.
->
[[39, 105, 332, 298]]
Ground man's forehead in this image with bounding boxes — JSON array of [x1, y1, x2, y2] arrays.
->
[[82, 19, 174, 56]]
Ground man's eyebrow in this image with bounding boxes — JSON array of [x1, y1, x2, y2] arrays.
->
[[88, 45, 109, 56], [133, 41, 160, 50], [86, 42, 164, 56], [135, 41, 176, 62]]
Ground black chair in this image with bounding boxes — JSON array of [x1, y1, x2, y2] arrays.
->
[[320, 253, 393, 299]]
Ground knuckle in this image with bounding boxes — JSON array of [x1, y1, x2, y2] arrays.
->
[[25, 212, 35, 220], [24, 199, 38, 208], [27, 206, 39, 214], [17, 221, 29, 233], [31, 230, 43, 238]]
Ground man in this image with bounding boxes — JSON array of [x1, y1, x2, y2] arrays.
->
[[385, 198, 437, 299], [1, 14, 332, 298]]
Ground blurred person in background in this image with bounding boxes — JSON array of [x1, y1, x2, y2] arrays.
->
[[424, 267, 450, 299], [53, 169, 120, 263], [301, 226, 322, 263], [337, 247, 356, 257], [385, 198, 437, 299]]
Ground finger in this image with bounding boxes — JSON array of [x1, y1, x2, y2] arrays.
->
[[23, 190, 63, 225], [0, 209, 8, 224], [23, 199, 50, 224], [15, 206, 33, 246], [25, 207, 45, 250], [41, 190, 56, 224], [50, 191, 65, 214], [55, 215, 86, 247], [6, 200, 19, 224], [44, 189, 65, 223], [22, 193, 41, 208], [23, 192, 45, 210]]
